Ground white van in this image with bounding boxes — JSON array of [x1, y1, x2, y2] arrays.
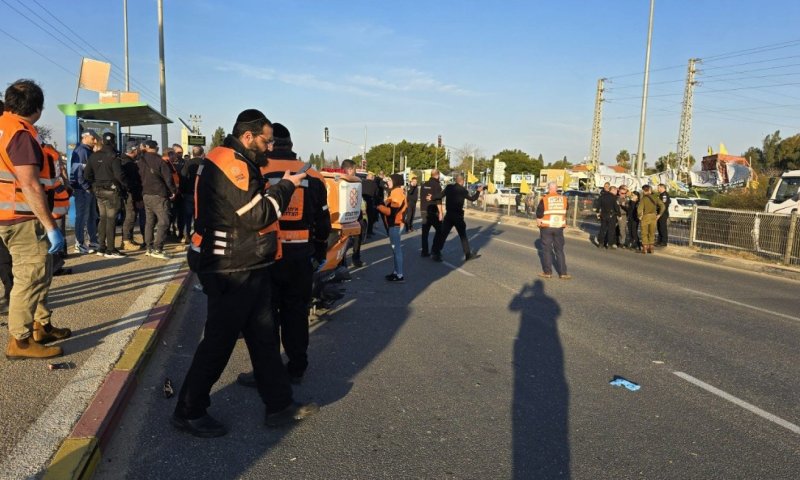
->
[[766, 170, 800, 215]]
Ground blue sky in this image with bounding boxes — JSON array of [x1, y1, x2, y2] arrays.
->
[[2, 0, 800, 168]]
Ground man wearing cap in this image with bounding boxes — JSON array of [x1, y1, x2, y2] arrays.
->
[[70, 130, 100, 253], [173, 110, 316, 437], [137, 140, 176, 259], [120, 142, 145, 251], [85, 132, 127, 257]]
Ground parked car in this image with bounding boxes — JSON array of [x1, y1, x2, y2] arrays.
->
[[563, 190, 600, 214], [669, 197, 710, 220], [483, 187, 518, 206]]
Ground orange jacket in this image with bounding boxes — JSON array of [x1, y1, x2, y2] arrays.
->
[[377, 187, 407, 227]]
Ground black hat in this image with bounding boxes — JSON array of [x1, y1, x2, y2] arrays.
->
[[236, 109, 268, 124], [102, 132, 116, 146], [271, 122, 292, 149], [143, 140, 158, 150]]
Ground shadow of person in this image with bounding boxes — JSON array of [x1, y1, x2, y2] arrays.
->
[[509, 280, 570, 479]]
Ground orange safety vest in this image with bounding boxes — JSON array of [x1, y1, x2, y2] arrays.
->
[[260, 159, 326, 245], [0, 113, 57, 221], [540, 193, 568, 228], [163, 155, 180, 192], [190, 146, 282, 263], [41, 144, 70, 219]]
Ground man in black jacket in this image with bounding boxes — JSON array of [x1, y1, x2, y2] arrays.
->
[[405, 176, 418, 231], [656, 183, 671, 246], [431, 174, 483, 262], [120, 143, 144, 251], [596, 186, 620, 249], [361, 172, 379, 237], [85, 132, 127, 258], [137, 140, 176, 259], [173, 109, 314, 437], [179, 146, 204, 244], [420, 169, 443, 256]]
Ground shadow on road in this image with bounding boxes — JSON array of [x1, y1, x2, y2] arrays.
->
[[509, 280, 570, 479]]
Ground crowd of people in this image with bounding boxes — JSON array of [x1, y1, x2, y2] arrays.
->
[[593, 181, 671, 253]]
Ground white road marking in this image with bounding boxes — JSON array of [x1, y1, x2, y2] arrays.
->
[[681, 288, 800, 323], [0, 260, 183, 480], [442, 261, 476, 277], [493, 237, 537, 251], [673, 371, 800, 435], [350, 255, 391, 274]]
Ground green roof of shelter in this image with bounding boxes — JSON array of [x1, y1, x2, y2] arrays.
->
[[57, 102, 172, 127]]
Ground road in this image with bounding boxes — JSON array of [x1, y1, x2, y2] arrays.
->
[[95, 217, 800, 479]]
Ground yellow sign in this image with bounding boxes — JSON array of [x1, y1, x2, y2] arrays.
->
[[467, 172, 479, 183], [519, 178, 531, 194]]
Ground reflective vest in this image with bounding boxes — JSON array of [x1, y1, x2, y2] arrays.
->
[[188, 146, 282, 273], [41, 144, 70, 219], [260, 159, 327, 247], [540, 193, 567, 228], [0, 113, 57, 221]]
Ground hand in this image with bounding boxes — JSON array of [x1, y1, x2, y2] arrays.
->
[[46, 228, 65, 255], [425, 194, 432, 201], [283, 169, 307, 187], [438, 212, 443, 222]]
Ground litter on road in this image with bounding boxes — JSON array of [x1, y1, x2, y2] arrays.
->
[[609, 375, 641, 391], [47, 362, 75, 370]]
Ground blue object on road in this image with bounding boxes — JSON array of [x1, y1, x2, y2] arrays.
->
[[609, 375, 641, 391]]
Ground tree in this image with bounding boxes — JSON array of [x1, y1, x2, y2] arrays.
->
[[37, 124, 54, 145], [775, 133, 800, 170], [655, 151, 678, 171], [616, 149, 631, 169], [547, 156, 572, 169], [742, 146, 764, 170], [537, 153, 544, 165], [491, 149, 541, 183], [210, 127, 225, 148], [762, 130, 782, 169]]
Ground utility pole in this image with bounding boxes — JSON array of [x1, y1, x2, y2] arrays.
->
[[157, 0, 168, 149], [635, 0, 656, 177], [123, 0, 131, 135], [363, 126, 368, 170], [676, 58, 699, 183], [588, 78, 605, 188]]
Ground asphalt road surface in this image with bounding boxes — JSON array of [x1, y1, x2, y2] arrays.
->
[[95, 217, 800, 479]]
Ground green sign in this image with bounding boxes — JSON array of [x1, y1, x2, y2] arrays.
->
[[188, 135, 206, 146]]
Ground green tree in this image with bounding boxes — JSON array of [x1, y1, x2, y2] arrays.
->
[[762, 130, 782, 169], [537, 153, 544, 165], [491, 149, 541, 183], [616, 149, 631, 169], [742, 146, 764, 170], [775, 133, 800, 170], [655, 151, 678, 171], [210, 127, 225, 148], [547, 156, 572, 169]]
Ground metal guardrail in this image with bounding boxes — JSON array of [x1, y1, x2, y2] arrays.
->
[[465, 196, 800, 266]]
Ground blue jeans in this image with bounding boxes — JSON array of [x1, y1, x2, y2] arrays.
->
[[389, 226, 403, 277], [73, 189, 98, 246]]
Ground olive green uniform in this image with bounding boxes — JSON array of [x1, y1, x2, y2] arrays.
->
[[637, 192, 664, 246]]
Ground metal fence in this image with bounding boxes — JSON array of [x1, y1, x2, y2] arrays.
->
[[465, 196, 800, 266]]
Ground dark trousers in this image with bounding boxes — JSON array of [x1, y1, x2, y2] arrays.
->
[[181, 195, 195, 239], [539, 227, 567, 275], [143, 194, 170, 251], [657, 213, 669, 245], [175, 268, 292, 418], [420, 209, 441, 255], [627, 218, 640, 248], [598, 215, 618, 247], [122, 194, 145, 242], [365, 199, 377, 235], [405, 200, 417, 230], [95, 188, 121, 252], [271, 255, 313, 377], [432, 213, 470, 256], [0, 239, 12, 308]]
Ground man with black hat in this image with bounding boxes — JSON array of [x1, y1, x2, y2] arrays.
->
[[173, 110, 316, 438], [137, 140, 176, 259], [237, 122, 330, 386], [85, 132, 127, 257]]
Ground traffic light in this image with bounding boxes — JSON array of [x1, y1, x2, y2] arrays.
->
[[324, 127, 329, 143], [437, 135, 442, 148]]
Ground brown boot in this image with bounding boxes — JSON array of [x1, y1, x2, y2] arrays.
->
[[6, 337, 62, 360], [32, 322, 72, 344]]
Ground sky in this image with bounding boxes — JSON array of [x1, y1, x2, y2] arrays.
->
[[2, 0, 800, 169]]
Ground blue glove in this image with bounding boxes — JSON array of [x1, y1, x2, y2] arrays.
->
[[46, 229, 65, 255]]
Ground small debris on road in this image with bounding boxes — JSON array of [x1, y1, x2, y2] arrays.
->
[[609, 375, 640, 391], [163, 378, 174, 398], [48, 362, 76, 370], [652, 360, 665, 364]]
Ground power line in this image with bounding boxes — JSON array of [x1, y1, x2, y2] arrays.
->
[[0, 26, 75, 77]]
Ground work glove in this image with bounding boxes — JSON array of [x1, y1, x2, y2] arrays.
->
[[46, 229, 66, 254]]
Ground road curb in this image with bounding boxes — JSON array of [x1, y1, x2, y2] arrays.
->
[[42, 263, 192, 480], [464, 209, 800, 282]]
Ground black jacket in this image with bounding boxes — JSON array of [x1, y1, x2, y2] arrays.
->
[[179, 156, 203, 195], [85, 146, 127, 191], [442, 183, 479, 217], [138, 152, 177, 198], [406, 184, 419, 203], [420, 177, 442, 213], [121, 153, 142, 201], [190, 135, 295, 273], [598, 190, 620, 218]]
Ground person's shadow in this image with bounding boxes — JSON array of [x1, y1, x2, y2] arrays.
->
[[509, 280, 570, 479]]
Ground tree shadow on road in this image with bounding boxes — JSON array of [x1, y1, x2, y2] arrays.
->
[[509, 280, 570, 479]]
